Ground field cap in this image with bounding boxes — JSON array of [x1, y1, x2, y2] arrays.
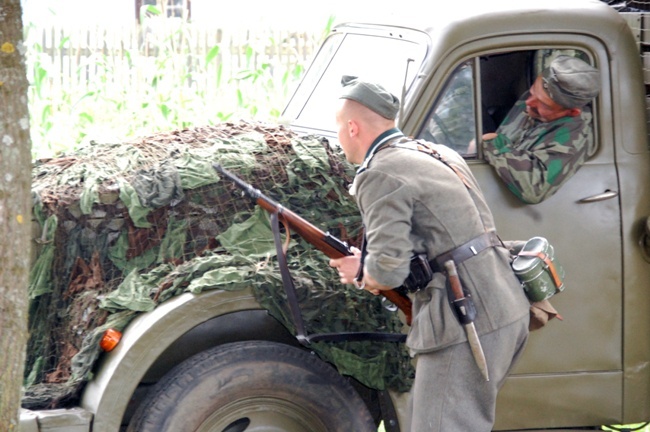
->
[[542, 56, 600, 109], [340, 75, 400, 120]]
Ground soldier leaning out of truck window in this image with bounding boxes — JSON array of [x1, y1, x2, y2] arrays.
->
[[476, 55, 600, 204]]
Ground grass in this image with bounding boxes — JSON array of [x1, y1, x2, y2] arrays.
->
[[24, 13, 334, 159], [603, 424, 650, 432], [376, 422, 650, 431]]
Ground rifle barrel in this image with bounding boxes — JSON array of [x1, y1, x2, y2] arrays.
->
[[214, 163, 413, 325]]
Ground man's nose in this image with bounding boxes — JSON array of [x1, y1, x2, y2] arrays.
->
[[525, 95, 537, 108]]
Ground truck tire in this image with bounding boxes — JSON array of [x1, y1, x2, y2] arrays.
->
[[127, 340, 377, 432]]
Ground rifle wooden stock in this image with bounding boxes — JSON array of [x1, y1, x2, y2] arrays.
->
[[214, 163, 413, 325]]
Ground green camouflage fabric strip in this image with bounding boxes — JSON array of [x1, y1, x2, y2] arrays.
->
[[24, 124, 415, 409], [482, 91, 593, 204]]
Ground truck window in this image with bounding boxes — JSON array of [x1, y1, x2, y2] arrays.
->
[[478, 51, 532, 135], [480, 49, 598, 157], [418, 61, 476, 155], [283, 30, 428, 134], [418, 49, 598, 158]]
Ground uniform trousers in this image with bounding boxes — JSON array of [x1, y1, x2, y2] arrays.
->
[[409, 314, 529, 431]]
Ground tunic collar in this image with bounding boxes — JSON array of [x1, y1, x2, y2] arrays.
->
[[358, 128, 404, 175], [349, 128, 404, 196]]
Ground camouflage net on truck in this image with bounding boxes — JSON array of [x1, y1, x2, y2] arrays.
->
[[24, 121, 414, 409]]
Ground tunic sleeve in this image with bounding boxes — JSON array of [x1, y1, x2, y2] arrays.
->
[[482, 114, 591, 204], [355, 169, 413, 288]]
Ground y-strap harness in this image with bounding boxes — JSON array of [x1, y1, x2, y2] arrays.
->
[[365, 137, 502, 281]]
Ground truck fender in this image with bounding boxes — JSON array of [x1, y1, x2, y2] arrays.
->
[[80, 287, 267, 432]]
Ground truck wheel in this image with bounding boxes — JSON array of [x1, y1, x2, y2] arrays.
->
[[127, 340, 377, 432]]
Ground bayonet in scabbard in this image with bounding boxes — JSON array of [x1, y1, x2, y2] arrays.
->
[[444, 260, 490, 382]]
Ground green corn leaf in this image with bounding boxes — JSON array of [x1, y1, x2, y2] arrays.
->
[[205, 45, 220, 65]]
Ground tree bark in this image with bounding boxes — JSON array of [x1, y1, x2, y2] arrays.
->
[[0, 0, 32, 429]]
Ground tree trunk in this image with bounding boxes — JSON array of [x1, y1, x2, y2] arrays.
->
[[0, 0, 32, 429]]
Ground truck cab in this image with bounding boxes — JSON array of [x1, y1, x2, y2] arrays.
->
[[284, 0, 650, 429], [21, 1, 650, 431]]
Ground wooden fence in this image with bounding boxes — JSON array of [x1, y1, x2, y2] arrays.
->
[[26, 22, 323, 99], [24, 22, 326, 156]]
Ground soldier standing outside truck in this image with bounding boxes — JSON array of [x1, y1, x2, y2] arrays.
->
[[479, 55, 601, 204], [329, 76, 530, 431]]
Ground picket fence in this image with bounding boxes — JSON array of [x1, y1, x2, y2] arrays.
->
[[26, 22, 323, 99]]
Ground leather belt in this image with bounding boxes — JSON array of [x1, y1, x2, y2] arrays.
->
[[431, 231, 501, 272]]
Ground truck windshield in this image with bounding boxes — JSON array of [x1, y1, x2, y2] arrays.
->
[[283, 30, 428, 134]]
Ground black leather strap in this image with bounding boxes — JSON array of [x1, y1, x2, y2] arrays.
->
[[431, 231, 502, 272], [308, 332, 406, 343], [354, 232, 367, 286], [269, 211, 407, 345], [271, 212, 309, 345]]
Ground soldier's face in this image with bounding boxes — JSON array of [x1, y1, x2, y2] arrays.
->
[[525, 77, 573, 122]]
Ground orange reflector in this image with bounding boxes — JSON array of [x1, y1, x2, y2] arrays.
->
[[100, 328, 122, 352]]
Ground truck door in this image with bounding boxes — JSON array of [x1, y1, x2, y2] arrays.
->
[[416, 47, 624, 427]]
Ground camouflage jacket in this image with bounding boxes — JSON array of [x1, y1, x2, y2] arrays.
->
[[481, 91, 593, 204]]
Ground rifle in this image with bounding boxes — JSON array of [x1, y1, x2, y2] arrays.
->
[[214, 164, 413, 325]]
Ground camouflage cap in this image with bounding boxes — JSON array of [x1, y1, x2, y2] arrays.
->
[[340, 75, 400, 120], [542, 56, 601, 109]]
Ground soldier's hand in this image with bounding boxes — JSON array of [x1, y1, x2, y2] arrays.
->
[[329, 247, 361, 285], [469, 132, 498, 154], [360, 271, 388, 296]]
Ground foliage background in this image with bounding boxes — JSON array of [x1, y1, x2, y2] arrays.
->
[[23, 4, 331, 159], [19, 1, 650, 430]]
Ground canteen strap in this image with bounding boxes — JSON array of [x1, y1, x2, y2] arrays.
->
[[517, 251, 563, 288]]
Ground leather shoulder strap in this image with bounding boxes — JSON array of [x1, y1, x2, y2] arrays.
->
[[387, 138, 472, 189]]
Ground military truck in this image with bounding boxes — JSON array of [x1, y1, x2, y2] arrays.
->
[[19, 0, 650, 431]]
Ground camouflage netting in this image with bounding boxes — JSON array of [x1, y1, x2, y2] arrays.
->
[[24, 120, 414, 409]]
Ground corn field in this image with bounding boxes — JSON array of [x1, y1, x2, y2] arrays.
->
[[24, 13, 330, 158]]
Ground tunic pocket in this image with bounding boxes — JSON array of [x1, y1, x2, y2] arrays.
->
[[406, 272, 465, 354]]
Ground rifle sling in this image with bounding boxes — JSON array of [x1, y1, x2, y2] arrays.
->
[[270, 212, 406, 345], [271, 212, 309, 345]]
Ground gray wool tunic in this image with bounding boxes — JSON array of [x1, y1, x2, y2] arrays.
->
[[353, 129, 530, 430]]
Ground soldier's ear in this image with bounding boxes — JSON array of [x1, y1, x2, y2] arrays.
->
[[347, 119, 359, 137]]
